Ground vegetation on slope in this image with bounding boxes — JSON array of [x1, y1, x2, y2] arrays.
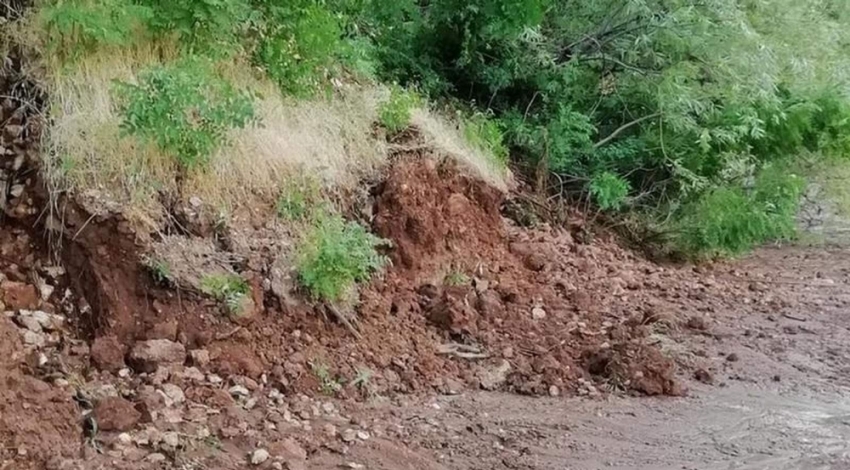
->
[[7, 0, 850, 269]]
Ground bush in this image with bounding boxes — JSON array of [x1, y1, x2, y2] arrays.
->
[[114, 58, 256, 169], [276, 177, 321, 221], [42, 0, 152, 58], [140, 0, 251, 53], [378, 85, 419, 134], [296, 213, 389, 303], [253, 2, 343, 96], [673, 165, 804, 258]]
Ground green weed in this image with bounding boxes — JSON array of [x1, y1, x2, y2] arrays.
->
[[41, 0, 152, 59], [143, 257, 172, 285], [462, 112, 509, 167], [276, 178, 321, 221], [200, 274, 250, 315], [379, 86, 419, 134], [296, 213, 390, 303], [443, 270, 470, 287], [310, 360, 343, 395]]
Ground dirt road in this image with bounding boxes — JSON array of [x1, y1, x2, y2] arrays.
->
[[309, 246, 850, 470]]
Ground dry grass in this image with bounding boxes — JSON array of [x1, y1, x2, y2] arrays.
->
[[15, 22, 508, 232], [410, 108, 512, 192]]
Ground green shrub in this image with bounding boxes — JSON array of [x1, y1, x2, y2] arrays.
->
[[673, 165, 804, 257], [589, 172, 630, 211], [443, 270, 470, 286], [296, 213, 389, 303], [42, 0, 152, 59], [200, 273, 250, 314], [140, 0, 251, 53], [114, 58, 256, 169], [378, 85, 419, 134]]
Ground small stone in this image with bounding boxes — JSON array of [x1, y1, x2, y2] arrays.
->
[[548, 385, 560, 397], [502, 347, 514, 359], [726, 353, 740, 362], [772, 374, 781, 382], [161, 432, 179, 449], [160, 384, 185, 405], [118, 368, 130, 378], [251, 449, 270, 465], [783, 325, 799, 335], [341, 429, 357, 442], [443, 378, 463, 395], [22, 330, 44, 347], [117, 433, 133, 445], [356, 431, 370, 441], [189, 349, 210, 367], [145, 453, 166, 463], [208, 374, 223, 385], [323, 423, 337, 437], [128, 339, 186, 373], [229, 385, 250, 398], [272, 463, 283, 470], [181, 367, 205, 382], [321, 402, 335, 414], [532, 307, 547, 320], [245, 397, 258, 410], [346, 463, 365, 469], [53, 378, 69, 387]]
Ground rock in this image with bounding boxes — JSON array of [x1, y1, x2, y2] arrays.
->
[[356, 431, 370, 441], [15, 310, 54, 332], [323, 423, 338, 437], [475, 290, 505, 317], [726, 353, 740, 362], [180, 367, 205, 382], [94, 397, 141, 431], [15, 313, 42, 333], [161, 432, 179, 449], [270, 438, 307, 461], [531, 307, 547, 320], [22, 331, 44, 347], [783, 325, 799, 335], [426, 287, 478, 334], [91, 336, 126, 372], [477, 360, 511, 391], [548, 385, 560, 397], [1, 281, 39, 310], [229, 385, 250, 398], [502, 347, 514, 359], [341, 429, 357, 443], [160, 384, 185, 406], [443, 378, 463, 395], [129, 339, 186, 373], [189, 349, 210, 367], [694, 368, 714, 384], [145, 453, 166, 463], [251, 449, 270, 465]]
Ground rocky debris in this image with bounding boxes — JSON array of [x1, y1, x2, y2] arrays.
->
[[160, 383, 185, 406], [548, 385, 561, 397], [91, 335, 125, 373], [229, 384, 250, 398], [94, 396, 141, 432], [341, 428, 357, 443], [477, 360, 511, 391], [425, 287, 478, 335], [251, 448, 270, 465], [14, 310, 63, 332], [129, 339, 186, 372], [726, 353, 740, 362]]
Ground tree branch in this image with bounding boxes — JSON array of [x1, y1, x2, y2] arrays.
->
[[593, 113, 662, 149]]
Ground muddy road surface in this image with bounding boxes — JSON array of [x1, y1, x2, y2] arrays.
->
[[310, 246, 850, 470]]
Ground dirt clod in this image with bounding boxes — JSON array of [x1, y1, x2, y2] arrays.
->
[[94, 396, 141, 432], [1, 281, 39, 310], [91, 335, 125, 372]]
